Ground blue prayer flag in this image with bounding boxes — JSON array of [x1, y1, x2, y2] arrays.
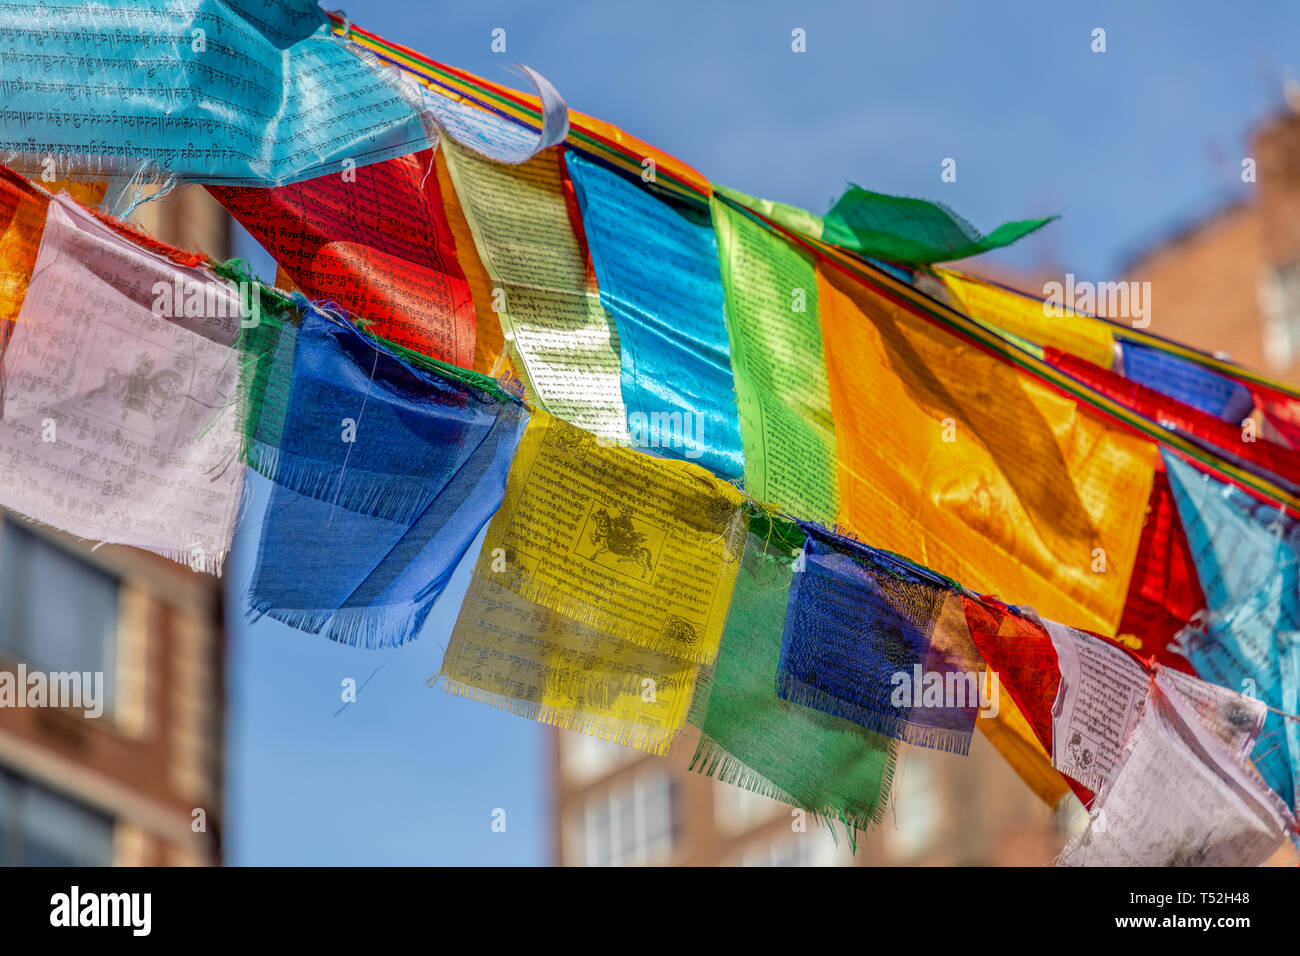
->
[[248, 309, 529, 647], [1121, 341, 1254, 423], [566, 152, 745, 481], [1163, 450, 1300, 810], [775, 524, 981, 754], [0, 0, 430, 187]]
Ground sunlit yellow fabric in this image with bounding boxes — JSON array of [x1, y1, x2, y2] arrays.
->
[[819, 263, 1154, 636], [818, 262, 1154, 804], [439, 409, 747, 755], [0, 180, 47, 325], [441, 139, 626, 439], [940, 268, 1116, 371]]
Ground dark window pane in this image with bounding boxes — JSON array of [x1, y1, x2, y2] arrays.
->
[[0, 771, 13, 866], [0, 520, 118, 707], [0, 769, 113, 867]]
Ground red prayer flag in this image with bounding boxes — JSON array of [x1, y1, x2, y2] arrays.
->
[[210, 150, 476, 367], [963, 595, 1095, 806]]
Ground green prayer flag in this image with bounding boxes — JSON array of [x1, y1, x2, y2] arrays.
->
[[711, 196, 839, 525], [713, 184, 825, 240], [821, 186, 1056, 263], [214, 260, 301, 471], [688, 511, 896, 846]]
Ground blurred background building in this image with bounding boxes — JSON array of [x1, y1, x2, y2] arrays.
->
[[1124, 107, 1300, 384], [0, 187, 230, 867], [550, 729, 1077, 866]]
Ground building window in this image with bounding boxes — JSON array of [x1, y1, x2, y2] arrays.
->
[[1259, 262, 1300, 371], [712, 781, 785, 835], [889, 755, 940, 860], [739, 827, 847, 867], [0, 519, 118, 709], [0, 768, 114, 866], [560, 731, 638, 786], [581, 771, 678, 866]]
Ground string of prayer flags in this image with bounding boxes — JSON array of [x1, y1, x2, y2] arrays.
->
[[440, 138, 630, 443], [209, 149, 477, 366], [10, 3, 1300, 856], [776, 523, 983, 754], [1046, 348, 1300, 489], [711, 195, 839, 525], [0, 194, 245, 571], [1118, 340, 1255, 424], [1059, 670, 1295, 867], [820, 187, 1056, 263], [464, 408, 747, 664], [815, 258, 1156, 638], [419, 65, 570, 165], [1162, 449, 1300, 811], [0, 0, 431, 187], [687, 510, 896, 839], [438, 574, 699, 756], [245, 307, 529, 646], [565, 152, 745, 481]]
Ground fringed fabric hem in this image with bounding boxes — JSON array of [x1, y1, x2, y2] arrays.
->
[[243, 443, 440, 526], [246, 598, 422, 649], [687, 735, 895, 853], [688, 736, 799, 804], [776, 675, 974, 756], [0, 510, 227, 577], [155, 547, 227, 577]]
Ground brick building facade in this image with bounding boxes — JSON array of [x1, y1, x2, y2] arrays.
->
[[1125, 109, 1300, 385]]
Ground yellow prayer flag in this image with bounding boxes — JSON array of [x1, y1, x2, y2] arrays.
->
[[0, 181, 47, 325], [439, 575, 698, 756], [472, 409, 747, 665], [939, 268, 1116, 371]]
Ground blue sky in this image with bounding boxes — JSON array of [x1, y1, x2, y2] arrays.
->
[[226, 0, 1300, 865]]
